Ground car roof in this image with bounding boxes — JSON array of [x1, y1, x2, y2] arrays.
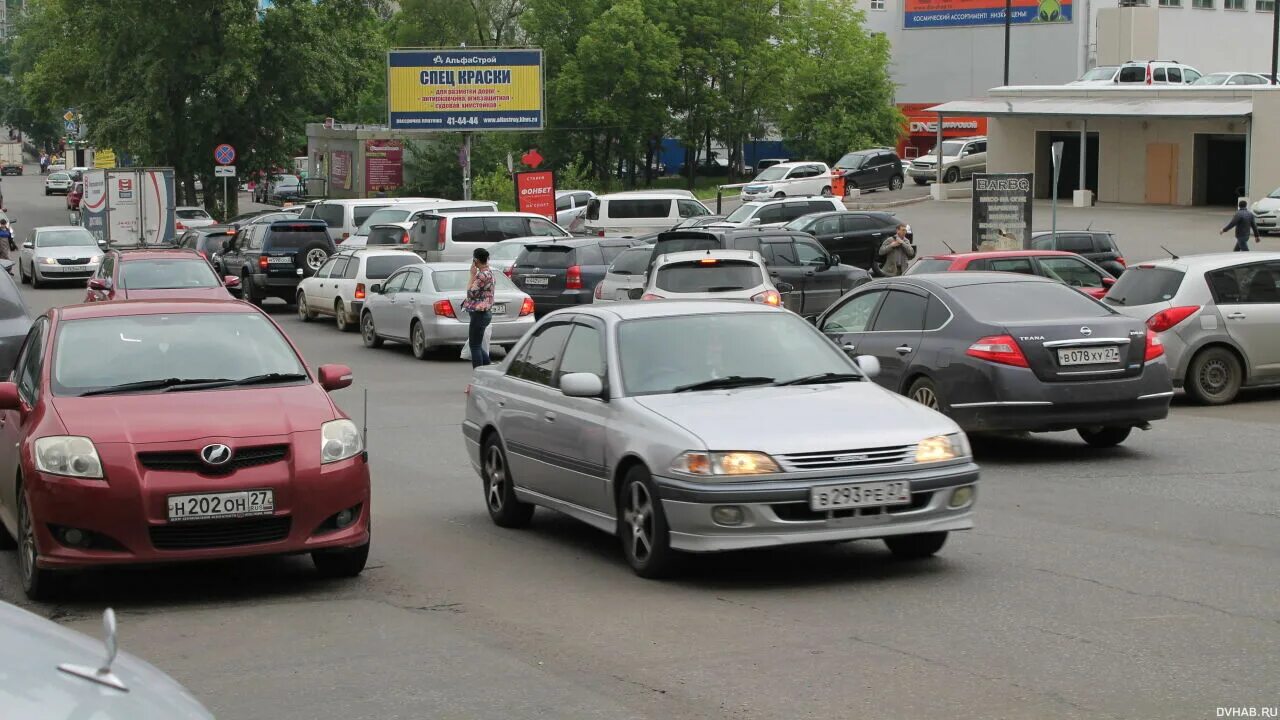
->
[[741, 196, 837, 206], [192, 224, 234, 234], [336, 246, 419, 256], [922, 249, 1081, 261], [421, 262, 471, 272], [175, 206, 209, 211], [897, 271, 1056, 289], [431, 211, 550, 219], [55, 299, 257, 321], [319, 197, 437, 207], [1129, 251, 1280, 272], [34, 225, 88, 232], [536, 236, 635, 249], [1030, 230, 1111, 236], [573, 299, 786, 322], [112, 248, 205, 261], [656, 248, 762, 264]]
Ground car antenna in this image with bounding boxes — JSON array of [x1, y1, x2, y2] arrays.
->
[[1160, 245, 1179, 260], [940, 240, 956, 253], [1085, 220, 1093, 231]]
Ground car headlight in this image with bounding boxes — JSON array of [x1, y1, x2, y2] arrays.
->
[[40, 257, 57, 265], [671, 451, 781, 476], [34, 436, 104, 479], [89, 255, 103, 263], [915, 433, 970, 463], [321, 419, 362, 464]]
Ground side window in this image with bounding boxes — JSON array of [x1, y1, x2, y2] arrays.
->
[[813, 216, 841, 235], [924, 294, 951, 330], [1153, 68, 1167, 82], [1030, 235, 1052, 251], [843, 215, 880, 233], [450, 217, 487, 243], [1218, 262, 1280, 303], [572, 193, 592, 205], [342, 258, 360, 279], [14, 319, 47, 401], [329, 258, 350, 279], [795, 241, 828, 266], [808, 200, 838, 214], [761, 241, 799, 266], [509, 322, 573, 385], [314, 203, 344, 229], [1039, 257, 1104, 288], [755, 205, 786, 224], [988, 258, 1035, 275], [555, 324, 606, 387], [1168, 68, 1182, 83], [871, 290, 928, 331], [314, 258, 338, 279], [822, 291, 884, 334], [248, 226, 265, 250], [1058, 234, 1094, 253], [485, 216, 528, 240], [677, 199, 709, 218], [781, 203, 812, 222], [555, 195, 572, 211], [382, 271, 408, 294], [527, 218, 565, 237], [402, 269, 423, 292], [965, 259, 991, 271]]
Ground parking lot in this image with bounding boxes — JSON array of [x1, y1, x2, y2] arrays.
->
[[1, 169, 1277, 719]]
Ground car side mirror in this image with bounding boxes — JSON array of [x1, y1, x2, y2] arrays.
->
[[748, 218, 761, 226], [854, 355, 881, 379], [830, 254, 840, 265], [370, 283, 382, 294], [318, 364, 354, 392], [776, 282, 795, 294], [560, 372, 604, 398], [1102, 276, 1116, 287], [98, 240, 107, 248], [627, 287, 644, 300], [223, 276, 241, 288], [22, 242, 32, 249], [0, 381, 19, 411]]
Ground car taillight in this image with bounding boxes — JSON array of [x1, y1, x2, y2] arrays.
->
[[966, 334, 1029, 368], [176, 222, 186, 231], [751, 289, 782, 306], [566, 265, 583, 289], [354, 283, 366, 300], [258, 256, 269, 269], [1146, 305, 1199, 333], [641, 293, 662, 300], [519, 297, 535, 316], [1144, 331, 1165, 361], [1115, 257, 1126, 267], [401, 231, 410, 244], [198, 251, 207, 259], [503, 267, 513, 278], [437, 219, 448, 251], [594, 282, 604, 299], [434, 299, 456, 318]]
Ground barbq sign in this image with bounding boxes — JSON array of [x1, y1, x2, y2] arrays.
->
[[971, 173, 1033, 251]]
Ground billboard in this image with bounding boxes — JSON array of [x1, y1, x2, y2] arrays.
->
[[330, 150, 352, 192], [905, 0, 1072, 29], [387, 49, 544, 131], [364, 140, 404, 193], [971, 173, 1033, 251], [514, 171, 556, 219]]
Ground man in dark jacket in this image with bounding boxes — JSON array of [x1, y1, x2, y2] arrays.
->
[[1221, 200, 1261, 252]]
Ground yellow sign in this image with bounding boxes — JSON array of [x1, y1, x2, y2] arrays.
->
[[94, 148, 117, 168], [63, 111, 76, 122], [387, 49, 543, 132]]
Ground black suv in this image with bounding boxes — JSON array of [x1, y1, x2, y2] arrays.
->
[[176, 225, 237, 261], [509, 237, 640, 315], [784, 211, 910, 275], [831, 148, 904, 194], [216, 219, 335, 305], [1030, 230, 1126, 276], [646, 228, 871, 317]]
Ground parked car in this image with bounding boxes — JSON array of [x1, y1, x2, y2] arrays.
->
[[85, 248, 238, 302], [1115, 60, 1202, 85], [68, 166, 88, 181], [17, 225, 104, 288], [0, 299, 369, 599], [176, 225, 237, 261], [716, 196, 845, 229], [593, 242, 655, 303], [1192, 71, 1269, 86], [1029, 230, 1127, 276], [487, 237, 557, 276], [463, 300, 979, 577], [635, 249, 792, 307], [739, 161, 834, 200], [252, 173, 305, 204], [785, 211, 911, 274], [297, 248, 424, 331], [0, 261, 32, 374], [555, 190, 597, 227], [1068, 65, 1120, 85], [510, 236, 640, 315], [346, 200, 496, 246], [816, 273, 1173, 445], [44, 171, 72, 195], [65, 182, 83, 210], [311, 198, 440, 245], [1102, 252, 1280, 405], [752, 158, 789, 173], [0, 603, 214, 717], [229, 208, 305, 234], [905, 250, 1117, 299], [569, 193, 713, 236], [216, 219, 335, 305], [1250, 189, 1280, 234], [410, 211, 570, 263], [1, 161, 23, 176], [359, 262, 536, 359], [908, 136, 987, 185], [672, 214, 727, 229], [48, 163, 66, 172], [174, 206, 217, 233], [831, 148, 905, 193]]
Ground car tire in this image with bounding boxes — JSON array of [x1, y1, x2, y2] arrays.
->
[[360, 312, 384, 348], [944, 167, 960, 184], [1185, 346, 1242, 405], [410, 320, 431, 360], [820, 185, 833, 197], [30, 267, 42, 289], [906, 376, 943, 412], [302, 246, 329, 276], [241, 274, 261, 306], [889, 175, 904, 191], [1077, 425, 1133, 448], [773, 192, 786, 199], [884, 531, 948, 560], [297, 292, 314, 321], [335, 300, 352, 332], [18, 482, 60, 601], [618, 464, 677, 579], [913, 177, 928, 186], [19, 261, 29, 285], [312, 540, 369, 579], [481, 435, 534, 528]]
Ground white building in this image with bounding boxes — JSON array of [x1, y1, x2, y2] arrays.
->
[[1090, 1, 1280, 75]]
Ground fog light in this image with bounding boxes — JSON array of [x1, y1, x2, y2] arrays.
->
[[949, 486, 974, 508], [63, 528, 86, 547], [711, 505, 744, 526], [334, 508, 356, 529]]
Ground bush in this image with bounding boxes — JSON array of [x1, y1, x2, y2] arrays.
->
[[472, 166, 515, 210]]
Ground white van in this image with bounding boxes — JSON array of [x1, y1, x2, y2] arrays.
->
[[311, 197, 442, 244], [569, 192, 712, 236], [346, 200, 499, 246], [397, 211, 571, 262]]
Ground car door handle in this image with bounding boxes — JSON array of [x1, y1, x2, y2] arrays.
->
[[1226, 312, 1246, 320], [896, 345, 913, 354], [842, 343, 857, 353], [833, 236, 845, 241], [544, 412, 557, 423]]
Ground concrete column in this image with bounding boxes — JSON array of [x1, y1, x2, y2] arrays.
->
[[1073, 119, 1093, 207]]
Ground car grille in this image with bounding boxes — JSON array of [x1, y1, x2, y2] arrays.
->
[[150, 516, 291, 550], [772, 492, 933, 522], [137, 444, 289, 474], [775, 444, 915, 473], [57, 257, 90, 265]]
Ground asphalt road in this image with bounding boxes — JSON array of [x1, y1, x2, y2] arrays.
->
[[1, 167, 1277, 720]]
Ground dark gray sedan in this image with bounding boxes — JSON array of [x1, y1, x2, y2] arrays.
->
[[0, 264, 32, 374], [815, 273, 1174, 447]]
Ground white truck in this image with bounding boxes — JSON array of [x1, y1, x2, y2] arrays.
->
[[80, 168, 176, 247], [0, 143, 23, 174]]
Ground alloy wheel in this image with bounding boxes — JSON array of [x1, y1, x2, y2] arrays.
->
[[623, 482, 654, 564], [361, 313, 379, 347], [18, 488, 35, 586], [412, 323, 427, 358], [890, 175, 904, 191], [306, 248, 328, 272], [335, 301, 348, 331], [484, 444, 506, 512], [913, 386, 940, 410]]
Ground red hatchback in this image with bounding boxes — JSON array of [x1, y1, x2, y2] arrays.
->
[[66, 182, 83, 211], [905, 249, 1117, 299], [0, 300, 370, 599], [85, 248, 241, 302]]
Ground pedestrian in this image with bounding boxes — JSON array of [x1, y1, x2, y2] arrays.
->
[[463, 247, 495, 368], [878, 223, 917, 276], [0, 220, 14, 261], [39, 153, 47, 174], [1220, 199, 1261, 252]]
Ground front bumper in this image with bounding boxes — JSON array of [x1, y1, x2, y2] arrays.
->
[[906, 165, 937, 179], [35, 261, 100, 280], [653, 461, 978, 553]]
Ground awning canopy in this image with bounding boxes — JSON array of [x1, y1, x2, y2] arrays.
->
[[926, 97, 1253, 118]]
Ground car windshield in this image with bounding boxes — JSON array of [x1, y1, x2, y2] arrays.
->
[[176, 209, 212, 220], [356, 208, 411, 235], [904, 258, 955, 275], [752, 167, 788, 182], [431, 269, 519, 293], [1192, 73, 1230, 85], [36, 229, 97, 248], [952, 281, 1113, 321], [939, 141, 965, 156], [1268, 187, 1280, 199], [121, 259, 220, 289], [654, 259, 765, 292], [1079, 66, 1117, 81], [52, 313, 306, 396], [1103, 267, 1186, 306], [49, 173, 69, 181], [274, 175, 301, 186], [783, 217, 815, 232], [724, 204, 760, 222], [617, 312, 854, 396], [834, 152, 869, 168]]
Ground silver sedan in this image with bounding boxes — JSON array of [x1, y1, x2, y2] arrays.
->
[[17, 225, 104, 288], [463, 300, 979, 577], [359, 262, 537, 359]]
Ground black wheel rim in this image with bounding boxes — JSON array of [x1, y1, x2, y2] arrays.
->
[[484, 445, 505, 512], [362, 315, 376, 344], [623, 482, 654, 563], [1198, 358, 1231, 396], [18, 489, 35, 586]]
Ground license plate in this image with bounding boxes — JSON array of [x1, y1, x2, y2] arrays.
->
[[167, 490, 275, 522], [267, 256, 292, 264], [490, 303, 506, 315], [810, 481, 911, 511], [62, 265, 86, 272], [524, 276, 549, 287], [1057, 346, 1121, 366]]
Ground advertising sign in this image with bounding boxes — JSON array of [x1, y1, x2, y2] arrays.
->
[[364, 140, 404, 193], [514, 170, 556, 219], [904, 0, 1072, 29], [971, 173, 1033, 251], [94, 148, 117, 168], [387, 48, 544, 131], [330, 150, 352, 192]]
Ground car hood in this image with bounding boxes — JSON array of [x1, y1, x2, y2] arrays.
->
[[120, 287, 233, 301], [633, 383, 960, 454], [32, 245, 100, 259], [1252, 197, 1280, 213], [50, 384, 336, 443]]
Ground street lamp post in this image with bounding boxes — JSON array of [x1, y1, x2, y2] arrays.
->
[[1051, 141, 1064, 250], [1004, 0, 1012, 85], [1272, 0, 1279, 84]]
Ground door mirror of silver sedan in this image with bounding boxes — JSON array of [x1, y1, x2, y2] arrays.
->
[[854, 355, 881, 379], [560, 372, 604, 398], [22, 241, 32, 249], [776, 282, 794, 294]]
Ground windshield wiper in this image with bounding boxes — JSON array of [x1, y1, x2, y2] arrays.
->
[[672, 375, 774, 393], [774, 372, 864, 386], [79, 377, 227, 397], [164, 372, 309, 392], [705, 286, 745, 292]]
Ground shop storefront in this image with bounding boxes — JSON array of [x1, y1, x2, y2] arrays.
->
[[897, 103, 988, 160]]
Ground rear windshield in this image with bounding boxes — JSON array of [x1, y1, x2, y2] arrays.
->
[[654, 260, 765, 293], [367, 226, 406, 246], [518, 247, 572, 269], [607, 199, 671, 219], [951, 281, 1112, 322], [265, 226, 330, 249], [905, 258, 954, 275], [176, 209, 211, 220], [1102, 267, 1185, 306], [609, 247, 654, 275], [431, 269, 519, 293], [356, 208, 410, 235], [451, 216, 530, 243], [363, 255, 419, 279]]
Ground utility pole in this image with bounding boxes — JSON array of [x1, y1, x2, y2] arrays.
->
[[1272, 0, 1279, 84], [1051, 141, 1064, 249], [1003, 0, 1013, 85]]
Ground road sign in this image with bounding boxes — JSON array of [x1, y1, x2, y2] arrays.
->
[[64, 121, 76, 133], [214, 144, 236, 165], [63, 110, 76, 122], [214, 165, 236, 177]]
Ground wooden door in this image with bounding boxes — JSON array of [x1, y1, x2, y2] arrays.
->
[[1145, 143, 1178, 204]]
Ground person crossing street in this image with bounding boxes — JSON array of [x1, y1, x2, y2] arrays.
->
[[1221, 199, 1261, 252]]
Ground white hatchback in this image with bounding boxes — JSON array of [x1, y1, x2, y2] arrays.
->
[[638, 249, 790, 306], [295, 248, 425, 331], [739, 162, 833, 200]]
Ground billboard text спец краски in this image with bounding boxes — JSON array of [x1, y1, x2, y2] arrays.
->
[[905, 0, 1072, 29], [387, 49, 544, 132]]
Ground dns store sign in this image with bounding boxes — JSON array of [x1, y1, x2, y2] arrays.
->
[[515, 171, 556, 219]]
